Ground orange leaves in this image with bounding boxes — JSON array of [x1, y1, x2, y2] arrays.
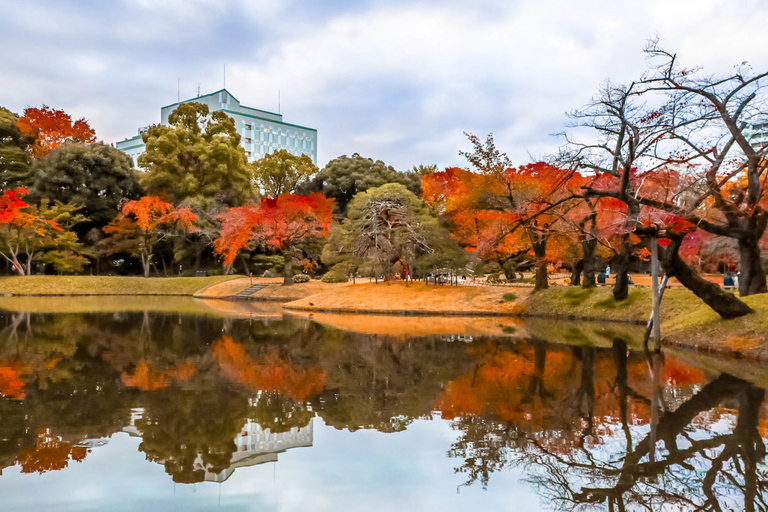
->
[[213, 193, 334, 265], [17, 105, 96, 158], [663, 356, 706, 387], [0, 358, 30, 400], [107, 196, 197, 235], [17, 430, 89, 474], [212, 336, 326, 401], [121, 359, 196, 391]]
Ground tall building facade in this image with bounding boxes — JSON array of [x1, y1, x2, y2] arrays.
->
[[116, 89, 317, 166], [744, 122, 768, 149]]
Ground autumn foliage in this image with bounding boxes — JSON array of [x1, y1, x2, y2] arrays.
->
[[214, 193, 334, 265], [121, 359, 196, 391], [212, 336, 326, 401], [0, 187, 63, 275], [0, 358, 30, 400], [103, 196, 196, 277], [16, 105, 96, 158]]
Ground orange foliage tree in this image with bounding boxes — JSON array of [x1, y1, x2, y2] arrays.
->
[[212, 336, 326, 402], [16, 105, 96, 159], [0, 187, 64, 275], [213, 193, 334, 284], [423, 161, 579, 291], [102, 196, 196, 277]]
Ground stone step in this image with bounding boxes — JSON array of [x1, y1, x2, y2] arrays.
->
[[234, 284, 266, 297]]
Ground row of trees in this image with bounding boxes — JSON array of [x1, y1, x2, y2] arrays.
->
[[0, 41, 766, 321], [422, 42, 768, 320]]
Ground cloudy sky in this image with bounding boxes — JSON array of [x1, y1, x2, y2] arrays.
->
[[2, 0, 768, 171]]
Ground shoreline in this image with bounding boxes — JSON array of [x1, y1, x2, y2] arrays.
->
[[0, 276, 765, 364]]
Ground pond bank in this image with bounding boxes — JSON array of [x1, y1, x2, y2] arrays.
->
[[0, 275, 241, 296]]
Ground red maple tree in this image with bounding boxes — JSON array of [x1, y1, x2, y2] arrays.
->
[[16, 106, 96, 158], [102, 196, 197, 278], [213, 193, 334, 284]]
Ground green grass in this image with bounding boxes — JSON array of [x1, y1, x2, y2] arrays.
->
[[502, 292, 517, 302], [0, 275, 241, 296], [593, 290, 641, 310]]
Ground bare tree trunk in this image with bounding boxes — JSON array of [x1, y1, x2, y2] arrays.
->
[[738, 236, 768, 296], [570, 260, 583, 286], [582, 239, 598, 289], [613, 240, 631, 301], [531, 234, 548, 292], [283, 257, 294, 286], [661, 236, 752, 319]]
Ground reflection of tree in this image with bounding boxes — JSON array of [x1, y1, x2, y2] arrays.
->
[[249, 393, 313, 434], [212, 335, 326, 401], [136, 385, 250, 484], [442, 338, 768, 511], [557, 374, 767, 512], [310, 327, 475, 432], [16, 429, 88, 474]]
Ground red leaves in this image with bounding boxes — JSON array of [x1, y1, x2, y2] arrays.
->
[[213, 193, 334, 265], [17, 105, 96, 158], [212, 336, 326, 401]]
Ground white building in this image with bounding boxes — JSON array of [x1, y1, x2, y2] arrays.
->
[[116, 89, 317, 166]]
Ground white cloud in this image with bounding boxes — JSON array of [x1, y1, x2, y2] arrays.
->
[[1, 0, 767, 170]]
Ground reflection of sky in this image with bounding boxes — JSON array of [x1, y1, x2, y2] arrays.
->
[[0, 418, 543, 512]]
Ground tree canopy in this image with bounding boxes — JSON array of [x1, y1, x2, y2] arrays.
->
[[16, 105, 96, 159], [30, 143, 143, 233], [0, 107, 35, 190], [138, 102, 255, 210], [302, 153, 421, 213], [252, 148, 318, 197]]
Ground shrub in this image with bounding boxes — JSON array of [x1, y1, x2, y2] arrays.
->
[[502, 292, 517, 302], [322, 264, 348, 283], [292, 274, 310, 283]]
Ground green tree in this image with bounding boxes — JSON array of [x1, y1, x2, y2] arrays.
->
[[139, 102, 255, 210], [0, 107, 35, 190], [302, 153, 421, 213], [324, 183, 454, 279], [30, 143, 143, 234], [252, 149, 317, 196]]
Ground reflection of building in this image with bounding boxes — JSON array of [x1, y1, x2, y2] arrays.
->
[[202, 419, 314, 483], [122, 409, 313, 484], [115, 88, 318, 166]]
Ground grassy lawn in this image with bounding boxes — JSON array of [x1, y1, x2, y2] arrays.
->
[[0, 275, 241, 296]]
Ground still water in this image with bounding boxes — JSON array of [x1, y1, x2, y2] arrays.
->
[[0, 298, 766, 511]]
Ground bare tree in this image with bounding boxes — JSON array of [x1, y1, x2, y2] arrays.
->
[[639, 39, 768, 296]]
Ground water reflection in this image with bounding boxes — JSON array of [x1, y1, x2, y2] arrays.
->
[[0, 305, 766, 510]]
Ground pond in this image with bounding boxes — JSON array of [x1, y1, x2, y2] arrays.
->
[[0, 297, 766, 511]]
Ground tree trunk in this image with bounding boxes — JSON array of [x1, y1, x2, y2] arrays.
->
[[570, 260, 583, 286], [531, 236, 548, 292], [283, 257, 294, 286], [142, 256, 150, 278], [661, 236, 752, 320], [613, 241, 630, 301], [738, 236, 768, 296], [582, 238, 598, 289]]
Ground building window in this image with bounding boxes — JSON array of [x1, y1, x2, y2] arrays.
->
[[245, 138, 251, 143], [245, 124, 252, 130], [246, 151, 251, 156]]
